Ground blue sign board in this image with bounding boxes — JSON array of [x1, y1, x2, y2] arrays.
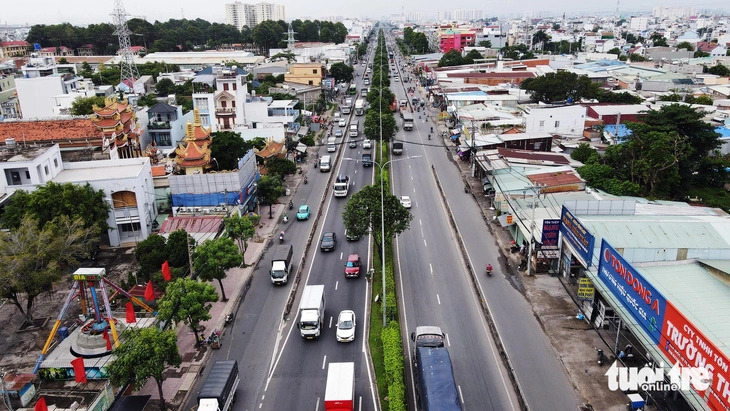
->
[[559, 206, 595, 267], [541, 219, 560, 248], [597, 239, 667, 344]]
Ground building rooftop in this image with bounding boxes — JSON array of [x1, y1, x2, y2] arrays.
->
[[0, 144, 53, 163], [54, 158, 147, 182], [0, 119, 98, 145]]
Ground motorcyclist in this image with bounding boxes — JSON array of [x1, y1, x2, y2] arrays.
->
[[279, 231, 285, 242], [430, 126, 433, 133], [486, 264, 493, 276]]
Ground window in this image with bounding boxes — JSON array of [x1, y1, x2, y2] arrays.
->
[[233, 83, 237, 90], [313, 69, 318, 74], [555, 121, 560, 128], [221, 100, 227, 108], [119, 222, 141, 233], [232, 101, 236, 107], [201, 115, 210, 126], [194, 98, 208, 111], [44, 166, 49, 175], [309, 80, 313, 85], [25, 170, 30, 179], [155, 132, 171, 146], [54, 158, 58, 168], [539, 120, 545, 127], [223, 83, 229, 91]]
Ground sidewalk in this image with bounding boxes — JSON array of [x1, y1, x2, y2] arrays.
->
[[136, 165, 315, 410], [430, 113, 632, 409]]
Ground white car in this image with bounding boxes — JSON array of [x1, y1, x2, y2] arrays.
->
[[339, 118, 346, 127], [363, 139, 372, 149], [336, 310, 356, 342], [400, 196, 412, 209]]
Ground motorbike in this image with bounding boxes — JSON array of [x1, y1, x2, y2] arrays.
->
[[428, 134, 431, 140], [283, 214, 288, 223], [279, 231, 285, 243], [596, 348, 607, 366], [464, 183, 470, 193], [304, 175, 308, 184], [224, 313, 234, 326], [288, 200, 293, 210]]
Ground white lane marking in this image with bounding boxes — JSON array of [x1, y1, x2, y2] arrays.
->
[[436, 294, 441, 305], [358, 396, 363, 411], [335, 280, 339, 291], [424, 239, 427, 247], [329, 316, 333, 328], [259, 402, 263, 408], [458, 385, 464, 404], [419, 219, 422, 226], [322, 355, 327, 370], [429, 263, 433, 276], [315, 398, 320, 411], [340, 252, 343, 259], [262, 395, 265, 400], [446, 333, 451, 347], [411, 175, 414, 180]]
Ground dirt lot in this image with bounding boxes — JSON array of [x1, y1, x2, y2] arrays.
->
[[0, 246, 138, 373]]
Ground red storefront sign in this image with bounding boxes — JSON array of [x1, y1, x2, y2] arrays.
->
[[659, 301, 730, 410]]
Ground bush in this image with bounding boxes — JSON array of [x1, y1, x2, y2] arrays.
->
[[300, 135, 315, 146], [382, 321, 406, 411]]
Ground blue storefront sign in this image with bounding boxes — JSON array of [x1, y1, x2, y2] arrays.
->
[[559, 206, 595, 267], [598, 239, 667, 344], [541, 219, 561, 248]]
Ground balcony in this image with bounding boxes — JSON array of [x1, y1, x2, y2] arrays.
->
[[148, 121, 171, 130], [215, 107, 236, 115]]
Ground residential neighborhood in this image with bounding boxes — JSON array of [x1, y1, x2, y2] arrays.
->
[[1, 2, 730, 411]]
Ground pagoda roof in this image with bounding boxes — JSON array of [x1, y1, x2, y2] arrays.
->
[[254, 138, 286, 159], [175, 141, 212, 167]]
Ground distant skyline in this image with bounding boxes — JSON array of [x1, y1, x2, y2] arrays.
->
[[3, 0, 730, 27]]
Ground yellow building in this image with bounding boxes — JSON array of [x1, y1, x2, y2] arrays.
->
[[285, 63, 325, 86]]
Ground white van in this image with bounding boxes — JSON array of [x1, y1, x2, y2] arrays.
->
[[320, 155, 332, 172], [327, 137, 337, 152]]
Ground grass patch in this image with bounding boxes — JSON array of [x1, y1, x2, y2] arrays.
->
[[686, 186, 730, 212]]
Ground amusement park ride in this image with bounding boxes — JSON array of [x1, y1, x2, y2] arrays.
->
[[32, 268, 156, 376]]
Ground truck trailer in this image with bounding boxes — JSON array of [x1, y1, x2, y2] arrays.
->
[[411, 326, 462, 411], [324, 362, 354, 411], [270, 244, 293, 285], [298, 285, 325, 339], [402, 112, 414, 131], [197, 360, 240, 411]]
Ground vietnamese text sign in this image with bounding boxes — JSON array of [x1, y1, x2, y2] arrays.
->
[[577, 278, 595, 300], [541, 219, 560, 248], [660, 301, 730, 411], [560, 206, 595, 267], [598, 239, 666, 344]]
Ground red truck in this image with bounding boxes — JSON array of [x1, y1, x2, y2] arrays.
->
[[324, 362, 354, 411]]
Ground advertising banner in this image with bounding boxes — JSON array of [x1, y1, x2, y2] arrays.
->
[[598, 239, 666, 344], [660, 301, 730, 410], [560, 206, 595, 267], [541, 219, 561, 248]]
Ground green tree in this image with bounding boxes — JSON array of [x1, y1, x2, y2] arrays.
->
[[570, 143, 598, 163], [166, 229, 192, 271], [708, 63, 730, 77], [343, 185, 413, 258], [676, 41, 694, 51], [1, 182, 109, 231], [438, 50, 467, 67], [478, 40, 492, 48], [154, 78, 175, 96], [69, 95, 106, 115], [223, 214, 256, 264], [629, 53, 647, 62], [532, 30, 550, 50], [194, 238, 241, 302], [464, 49, 483, 63], [329, 62, 354, 83], [607, 47, 621, 55], [596, 90, 643, 104], [257, 174, 285, 218], [137, 93, 159, 108], [659, 93, 682, 102], [694, 95, 713, 105], [210, 131, 251, 170], [650, 32, 668, 47], [0, 216, 98, 325], [252, 20, 284, 54], [694, 50, 710, 58], [521, 71, 599, 103], [135, 234, 168, 279], [265, 157, 297, 178], [156, 278, 218, 343], [107, 327, 181, 411]]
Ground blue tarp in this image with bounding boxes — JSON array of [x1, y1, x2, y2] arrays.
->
[[715, 126, 730, 138]]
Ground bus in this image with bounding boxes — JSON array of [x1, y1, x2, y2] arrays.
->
[[349, 84, 357, 95]]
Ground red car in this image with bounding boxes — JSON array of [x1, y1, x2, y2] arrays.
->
[[345, 254, 361, 278]]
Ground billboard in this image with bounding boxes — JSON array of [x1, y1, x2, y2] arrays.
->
[[560, 206, 595, 267], [598, 239, 667, 344], [660, 301, 730, 410], [541, 219, 561, 248]]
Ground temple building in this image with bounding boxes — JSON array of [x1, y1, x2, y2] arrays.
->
[[174, 110, 214, 175], [90, 97, 143, 159]]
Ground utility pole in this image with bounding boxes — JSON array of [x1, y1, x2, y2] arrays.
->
[[526, 186, 538, 276]]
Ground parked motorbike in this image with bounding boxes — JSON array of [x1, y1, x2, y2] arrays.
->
[[224, 313, 234, 326], [288, 200, 293, 210], [596, 348, 607, 366], [464, 183, 470, 193], [304, 175, 308, 184]]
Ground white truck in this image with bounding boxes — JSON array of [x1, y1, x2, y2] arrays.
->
[[333, 174, 350, 197], [197, 360, 240, 411], [324, 362, 355, 411], [320, 155, 332, 172], [354, 98, 365, 116], [327, 137, 337, 152], [270, 244, 293, 285], [349, 120, 359, 137], [342, 98, 353, 114], [298, 285, 325, 339], [402, 112, 414, 131]]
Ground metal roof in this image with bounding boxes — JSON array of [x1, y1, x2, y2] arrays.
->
[[639, 262, 730, 355]]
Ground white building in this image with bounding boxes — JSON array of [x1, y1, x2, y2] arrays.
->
[[0, 143, 156, 246], [225, 1, 285, 31], [630, 17, 649, 32], [523, 104, 587, 137], [192, 66, 250, 132], [15, 75, 88, 119]]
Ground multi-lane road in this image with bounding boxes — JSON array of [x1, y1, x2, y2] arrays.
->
[[186, 29, 581, 411]]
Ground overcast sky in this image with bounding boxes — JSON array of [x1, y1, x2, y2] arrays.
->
[[3, 0, 730, 26]]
